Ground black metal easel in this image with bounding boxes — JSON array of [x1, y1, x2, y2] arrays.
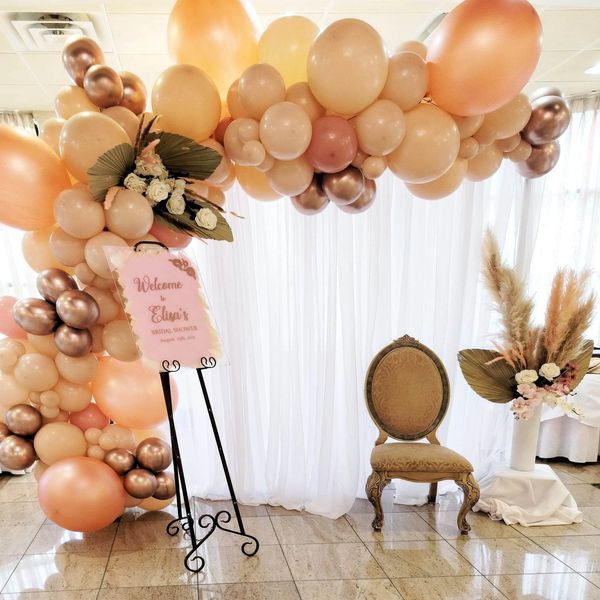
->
[[159, 357, 259, 573]]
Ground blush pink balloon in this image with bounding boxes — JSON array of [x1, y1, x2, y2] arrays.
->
[[69, 402, 110, 431], [149, 219, 192, 249], [305, 116, 358, 173], [0, 296, 27, 339]]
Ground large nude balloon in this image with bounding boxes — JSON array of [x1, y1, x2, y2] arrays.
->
[[475, 94, 532, 142], [427, 0, 542, 116], [0, 125, 71, 231], [102, 106, 139, 143], [38, 457, 125, 532], [54, 186, 105, 239], [59, 112, 130, 183], [105, 189, 154, 239], [387, 104, 460, 184], [406, 158, 468, 200], [84, 231, 129, 279], [380, 52, 428, 111], [92, 357, 178, 429], [354, 100, 406, 156], [259, 101, 312, 160], [307, 19, 388, 116], [167, 0, 259, 98], [238, 64, 285, 121]]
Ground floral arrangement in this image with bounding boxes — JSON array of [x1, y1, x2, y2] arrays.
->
[[459, 230, 595, 420], [88, 115, 233, 242]]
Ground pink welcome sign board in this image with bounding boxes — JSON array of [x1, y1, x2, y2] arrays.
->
[[105, 246, 221, 371]]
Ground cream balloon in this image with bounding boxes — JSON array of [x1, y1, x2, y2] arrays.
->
[[59, 112, 130, 183], [54, 378, 92, 412], [354, 100, 405, 156], [84, 232, 128, 279], [266, 157, 314, 197], [200, 139, 231, 185], [507, 139, 533, 162], [223, 118, 260, 164], [226, 79, 249, 119], [102, 106, 140, 143], [151, 64, 221, 141], [285, 82, 325, 123], [466, 143, 504, 181], [22, 226, 67, 272], [105, 189, 154, 239], [259, 101, 312, 160], [55, 86, 100, 119], [238, 63, 285, 120], [387, 104, 460, 184], [40, 118, 65, 154], [49, 228, 86, 267], [14, 353, 59, 392], [33, 422, 87, 465], [27, 334, 58, 358], [54, 186, 106, 239], [55, 352, 98, 385], [406, 158, 468, 200], [395, 40, 427, 59], [362, 156, 387, 180], [102, 320, 140, 362], [459, 137, 479, 160], [452, 114, 484, 139], [477, 93, 532, 141], [0, 371, 29, 408], [380, 52, 428, 111], [84, 287, 121, 325], [307, 19, 388, 115]]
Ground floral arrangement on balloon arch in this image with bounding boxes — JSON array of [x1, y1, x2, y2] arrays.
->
[[459, 231, 595, 420]]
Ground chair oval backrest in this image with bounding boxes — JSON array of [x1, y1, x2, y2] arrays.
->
[[365, 335, 450, 441]]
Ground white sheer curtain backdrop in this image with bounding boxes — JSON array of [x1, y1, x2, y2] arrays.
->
[[1, 97, 598, 516]]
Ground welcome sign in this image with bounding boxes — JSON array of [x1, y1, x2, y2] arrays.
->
[[105, 245, 222, 370]]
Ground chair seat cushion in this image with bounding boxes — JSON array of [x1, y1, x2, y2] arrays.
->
[[370, 442, 473, 473]]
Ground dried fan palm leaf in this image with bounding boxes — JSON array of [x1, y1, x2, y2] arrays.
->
[[571, 339, 594, 390], [87, 143, 135, 202], [458, 349, 516, 403]]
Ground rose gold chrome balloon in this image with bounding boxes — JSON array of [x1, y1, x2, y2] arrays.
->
[[54, 324, 93, 357], [62, 36, 105, 87], [5, 404, 43, 437], [12, 298, 58, 335], [0, 435, 36, 470], [36, 269, 77, 303], [338, 179, 376, 214], [153, 471, 176, 500], [517, 140, 560, 179], [291, 176, 329, 215], [123, 468, 158, 498], [0, 423, 10, 444], [136, 437, 173, 473], [119, 72, 147, 115], [521, 96, 571, 145], [84, 65, 124, 109], [104, 448, 136, 475], [322, 167, 365, 206], [55, 290, 100, 330]]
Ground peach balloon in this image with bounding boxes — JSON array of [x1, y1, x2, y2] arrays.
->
[[133, 427, 169, 444], [14, 353, 59, 392], [452, 114, 484, 140], [33, 460, 49, 481], [466, 143, 504, 181], [40, 117, 65, 154], [507, 139, 533, 162], [59, 112, 130, 183], [84, 287, 121, 324], [102, 319, 140, 362], [38, 456, 125, 532], [238, 63, 285, 121], [27, 334, 58, 358], [92, 357, 178, 429], [496, 134, 521, 153], [22, 226, 68, 273], [459, 137, 480, 160], [54, 379, 92, 412], [266, 157, 314, 197], [387, 104, 460, 184], [55, 352, 98, 384], [258, 16, 319, 87], [84, 231, 128, 279], [308, 19, 388, 116], [54, 186, 106, 239], [0, 371, 29, 408], [69, 402, 109, 431], [102, 106, 139, 142], [395, 40, 427, 59], [152, 64, 221, 141], [139, 495, 175, 511], [34, 422, 87, 465], [55, 86, 100, 119], [0, 125, 71, 231], [259, 101, 312, 160], [98, 424, 136, 452], [149, 220, 192, 249], [235, 165, 282, 201], [476, 94, 532, 141], [167, 0, 259, 98], [406, 158, 468, 200], [380, 52, 428, 112], [105, 189, 154, 239], [227, 80, 250, 119], [0, 297, 26, 339], [427, 0, 542, 116], [285, 82, 325, 123], [49, 228, 86, 267], [354, 99, 406, 156]]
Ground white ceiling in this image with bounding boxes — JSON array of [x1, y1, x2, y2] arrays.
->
[[0, 0, 599, 113]]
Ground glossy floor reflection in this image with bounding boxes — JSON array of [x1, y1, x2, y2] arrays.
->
[[2, 461, 600, 599]]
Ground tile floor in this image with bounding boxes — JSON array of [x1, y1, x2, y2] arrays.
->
[[2, 461, 600, 599]]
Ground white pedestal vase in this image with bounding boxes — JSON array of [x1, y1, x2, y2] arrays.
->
[[510, 404, 542, 471]]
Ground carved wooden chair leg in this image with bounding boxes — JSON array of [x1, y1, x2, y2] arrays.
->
[[455, 472, 480, 534], [427, 482, 438, 504], [366, 471, 389, 531]]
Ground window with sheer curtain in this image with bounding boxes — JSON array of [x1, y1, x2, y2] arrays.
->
[[1, 95, 598, 515]]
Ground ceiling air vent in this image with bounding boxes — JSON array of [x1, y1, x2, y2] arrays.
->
[[3, 12, 112, 52]]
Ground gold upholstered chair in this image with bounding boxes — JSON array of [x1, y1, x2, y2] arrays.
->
[[364, 335, 480, 534]]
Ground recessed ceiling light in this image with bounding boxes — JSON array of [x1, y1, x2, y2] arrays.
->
[[585, 61, 600, 75]]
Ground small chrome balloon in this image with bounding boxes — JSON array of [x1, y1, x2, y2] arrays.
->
[[0, 435, 36, 470], [104, 448, 136, 475], [84, 65, 124, 109], [123, 468, 158, 499], [153, 471, 176, 500], [119, 71, 147, 115], [521, 96, 571, 145], [62, 36, 105, 87], [322, 166, 365, 206], [291, 176, 329, 215], [136, 437, 173, 473], [338, 179, 377, 214], [12, 298, 58, 335], [55, 290, 100, 330], [517, 140, 561, 179], [54, 324, 93, 357], [36, 269, 78, 303], [5, 404, 43, 437]]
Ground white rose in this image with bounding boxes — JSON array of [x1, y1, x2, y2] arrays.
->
[[146, 178, 172, 204], [123, 173, 147, 193], [174, 178, 186, 192], [515, 369, 538, 385], [166, 192, 186, 215], [540, 362, 561, 380], [195, 207, 217, 230], [135, 157, 168, 179]]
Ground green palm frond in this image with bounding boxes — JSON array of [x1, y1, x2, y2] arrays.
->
[[458, 349, 516, 403], [87, 143, 135, 202]]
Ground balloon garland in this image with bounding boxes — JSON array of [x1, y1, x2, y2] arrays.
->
[[0, 0, 574, 532]]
